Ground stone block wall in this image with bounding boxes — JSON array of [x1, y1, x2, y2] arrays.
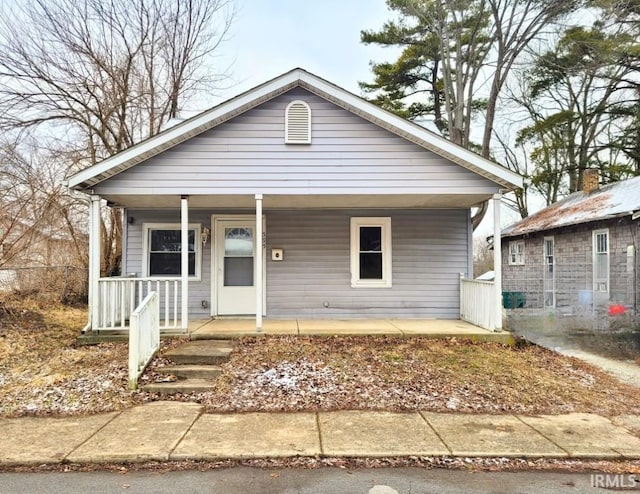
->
[[501, 218, 640, 314]]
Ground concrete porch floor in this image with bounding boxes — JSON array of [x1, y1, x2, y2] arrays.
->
[[189, 318, 514, 344]]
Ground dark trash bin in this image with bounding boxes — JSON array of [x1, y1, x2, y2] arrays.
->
[[502, 291, 525, 309]]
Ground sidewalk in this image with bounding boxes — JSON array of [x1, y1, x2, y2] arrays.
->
[[2, 402, 640, 466]]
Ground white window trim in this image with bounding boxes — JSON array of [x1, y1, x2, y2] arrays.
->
[[350, 217, 392, 288], [508, 240, 525, 265], [592, 228, 610, 293], [543, 236, 555, 308], [285, 100, 311, 144], [142, 222, 202, 280]]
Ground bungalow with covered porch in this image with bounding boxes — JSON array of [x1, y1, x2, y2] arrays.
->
[[66, 68, 522, 336]]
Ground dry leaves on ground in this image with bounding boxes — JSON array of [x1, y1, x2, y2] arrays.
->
[[0, 298, 143, 417], [3, 457, 640, 475], [3, 298, 640, 418], [189, 335, 640, 416]]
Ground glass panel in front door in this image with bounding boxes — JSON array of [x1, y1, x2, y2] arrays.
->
[[223, 227, 254, 286]]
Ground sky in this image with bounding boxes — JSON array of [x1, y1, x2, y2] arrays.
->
[[209, 0, 523, 236], [211, 0, 397, 103]]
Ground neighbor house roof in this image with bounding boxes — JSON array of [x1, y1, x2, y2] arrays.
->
[[66, 68, 522, 191], [0, 212, 82, 242], [502, 176, 640, 238]]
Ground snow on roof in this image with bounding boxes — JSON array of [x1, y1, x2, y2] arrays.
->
[[476, 271, 495, 281], [502, 176, 640, 238]]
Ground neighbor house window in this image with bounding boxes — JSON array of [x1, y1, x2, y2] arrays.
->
[[593, 229, 609, 293], [543, 237, 555, 307], [508, 240, 525, 265], [350, 217, 392, 288], [143, 223, 201, 279]]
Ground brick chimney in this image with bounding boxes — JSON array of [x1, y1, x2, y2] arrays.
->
[[583, 169, 599, 194]]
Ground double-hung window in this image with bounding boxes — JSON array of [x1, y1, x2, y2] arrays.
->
[[508, 240, 525, 265], [593, 229, 609, 293], [350, 217, 392, 288], [543, 237, 555, 307], [143, 223, 201, 279]]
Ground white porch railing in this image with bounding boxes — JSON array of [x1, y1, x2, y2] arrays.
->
[[460, 276, 497, 330], [96, 277, 182, 331], [128, 291, 160, 390]]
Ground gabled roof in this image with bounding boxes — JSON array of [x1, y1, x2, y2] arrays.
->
[[67, 68, 522, 191], [502, 176, 640, 238]]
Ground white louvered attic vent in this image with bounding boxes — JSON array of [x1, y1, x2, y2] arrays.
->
[[285, 100, 311, 144]]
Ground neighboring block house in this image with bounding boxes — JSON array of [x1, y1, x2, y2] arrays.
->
[[501, 171, 640, 318]]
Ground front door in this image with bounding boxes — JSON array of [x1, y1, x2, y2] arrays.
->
[[215, 219, 257, 315]]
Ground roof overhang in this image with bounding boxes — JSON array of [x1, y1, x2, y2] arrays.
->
[[99, 193, 493, 210], [68, 68, 523, 192]]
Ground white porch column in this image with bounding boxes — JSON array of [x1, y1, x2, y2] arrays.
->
[[181, 195, 189, 332], [493, 193, 503, 331], [89, 195, 102, 331], [255, 194, 263, 331]]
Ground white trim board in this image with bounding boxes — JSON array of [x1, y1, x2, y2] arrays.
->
[[142, 222, 202, 280], [350, 216, 392, 288], [210, 214, 266, 317]]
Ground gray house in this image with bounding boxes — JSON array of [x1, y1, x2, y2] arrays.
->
[[67, 68, 521, 334], [502, 171, 640, 320]]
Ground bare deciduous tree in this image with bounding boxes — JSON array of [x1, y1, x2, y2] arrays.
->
[[0, 141, 44, 268], [473, 236, 494, 278], [0, 0, 234, 276], [0, 137, 87, 270]]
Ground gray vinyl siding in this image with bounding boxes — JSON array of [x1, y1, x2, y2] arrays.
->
[[123, 208, 470, 319], [125, 209, 212, 318], [94, 88, 498, 196], [266, 209, 469, 319]]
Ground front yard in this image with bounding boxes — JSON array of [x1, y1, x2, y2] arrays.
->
[[2, 299, 640, 417], [0, 299, 139, 416], [193, 336, 640, 415]]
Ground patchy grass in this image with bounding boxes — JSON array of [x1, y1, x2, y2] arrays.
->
[[3, 297, 640, 417]]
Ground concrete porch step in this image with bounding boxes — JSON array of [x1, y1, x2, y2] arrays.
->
[[142, 379, 216, 395], [158, 364, 223, 380], [144, 340, 234, 395], [165, 340, 235, 365], [191, 332, 259, 340]]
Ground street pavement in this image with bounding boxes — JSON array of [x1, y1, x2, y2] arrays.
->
[[0, 468, 630, 494], [2, 402, 640, 466]]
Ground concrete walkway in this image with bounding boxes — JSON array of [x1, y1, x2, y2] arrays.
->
[[2, 402, 640, 466], [190, 318, 513, 343], [514, 331, 640, 388]]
